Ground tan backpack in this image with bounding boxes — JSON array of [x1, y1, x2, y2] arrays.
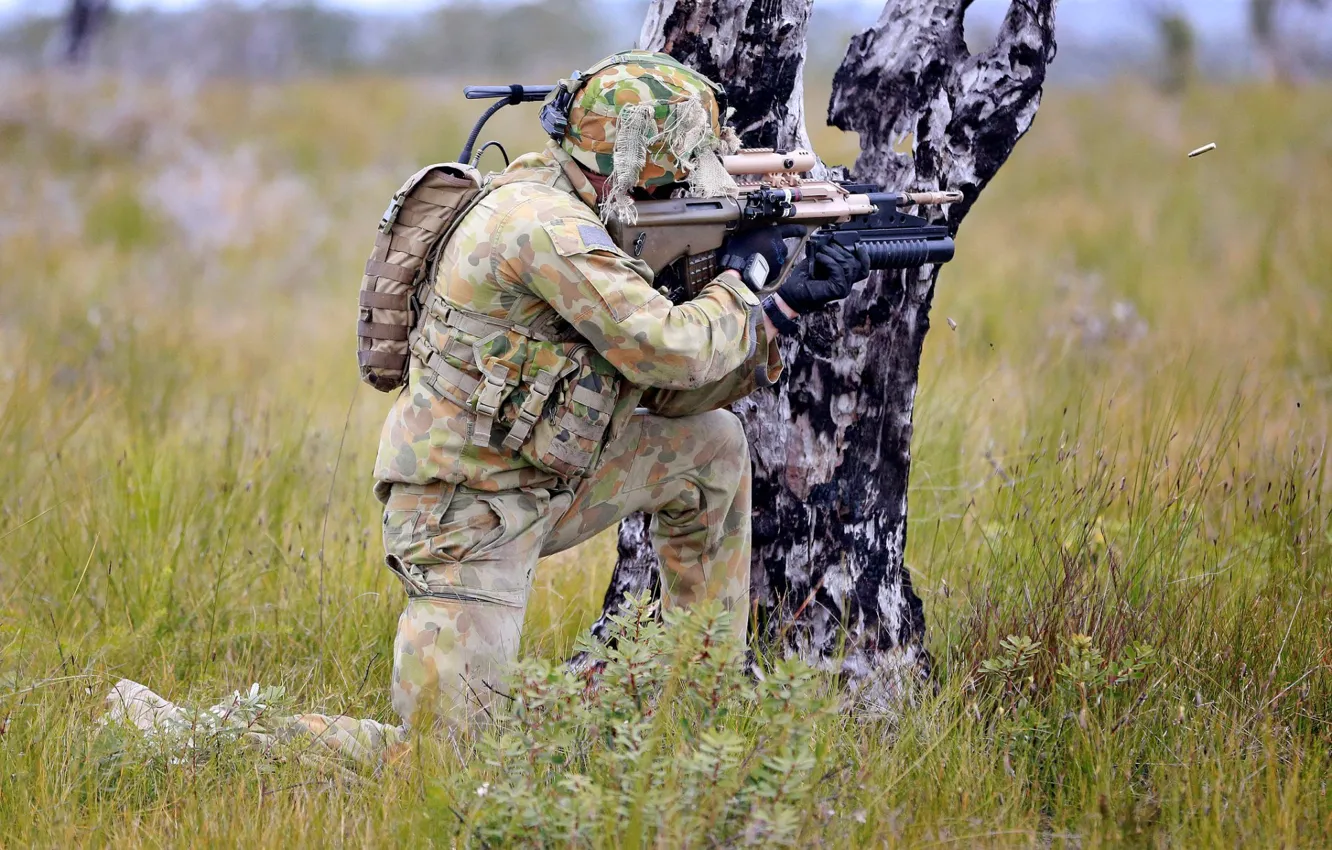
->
[[357, 162, 487, 392]]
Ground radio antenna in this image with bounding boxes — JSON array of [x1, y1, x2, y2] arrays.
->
[[458, 85, 554, 164]]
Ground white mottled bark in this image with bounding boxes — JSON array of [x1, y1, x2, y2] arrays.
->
[[638, 0, 815, 152], [589, 0, 1058, 708]]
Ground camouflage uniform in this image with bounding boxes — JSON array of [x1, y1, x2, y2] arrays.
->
[[371, 53, 782, 732], [98, 53, 783, 763]]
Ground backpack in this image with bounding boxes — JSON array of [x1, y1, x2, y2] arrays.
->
[[357, 162, 487, 392]]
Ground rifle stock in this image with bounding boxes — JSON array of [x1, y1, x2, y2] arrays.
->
[[605, 149, 962, 300]]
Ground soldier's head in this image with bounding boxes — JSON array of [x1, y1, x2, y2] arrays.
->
[[549, 50, 740, 223]]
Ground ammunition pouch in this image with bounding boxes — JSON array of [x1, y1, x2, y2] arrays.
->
[[409, 293, 619, 479]]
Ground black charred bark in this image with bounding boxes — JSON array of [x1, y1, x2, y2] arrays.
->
[[589, 0, 1057, 708]]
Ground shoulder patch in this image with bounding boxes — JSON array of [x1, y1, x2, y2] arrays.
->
[[577, 223, 617, 252], [541, 217, 626, 258]]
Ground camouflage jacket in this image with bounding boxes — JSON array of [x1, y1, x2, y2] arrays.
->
[[373, 142, 782, 495]]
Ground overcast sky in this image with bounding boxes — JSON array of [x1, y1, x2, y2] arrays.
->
[[0, 0, 1299, 39]]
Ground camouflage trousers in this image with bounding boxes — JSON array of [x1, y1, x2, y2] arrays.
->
[[382, 408, 752, 731]]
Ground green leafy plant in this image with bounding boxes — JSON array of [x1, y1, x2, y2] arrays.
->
[[439, 593, 838, 847], [1055, 635, 1157, 728], [978, 634, 1043, 711]]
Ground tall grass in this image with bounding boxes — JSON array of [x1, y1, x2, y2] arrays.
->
[[1, 73, 1330, 845]]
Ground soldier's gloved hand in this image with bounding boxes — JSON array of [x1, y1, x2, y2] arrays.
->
[[776, 242, 871, 314], [720, 225, 806, 291]]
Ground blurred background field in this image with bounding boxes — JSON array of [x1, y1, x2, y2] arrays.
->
[[2, 0, 1332, 846]]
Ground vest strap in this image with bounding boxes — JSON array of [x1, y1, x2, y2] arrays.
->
[[363, 261, 416, 286], [469, 364, 511, 447], [557, 409, 607, 441], [424, 292, 554, 342], [545, 436, 593, 469], [358, 321, 410, 341], [501, 370, 559, 451], [570, 383, 615, 413]]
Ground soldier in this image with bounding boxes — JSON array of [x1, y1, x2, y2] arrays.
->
[[373, 50, 870, 734], [100, 50, 871, 763]]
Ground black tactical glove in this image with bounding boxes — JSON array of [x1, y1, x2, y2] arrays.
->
[[776, 241, 871, 314], [720, 225, 806, 291]]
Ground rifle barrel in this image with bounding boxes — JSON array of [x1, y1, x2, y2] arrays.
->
[[897, 190, 964, 206]]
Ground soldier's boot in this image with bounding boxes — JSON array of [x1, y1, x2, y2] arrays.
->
[[101, 679, 409, 768], [280, 714, 409, 765], [384, 407, 752, 732]]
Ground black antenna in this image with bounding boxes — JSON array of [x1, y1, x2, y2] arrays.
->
[[458, 85, 555, 164]]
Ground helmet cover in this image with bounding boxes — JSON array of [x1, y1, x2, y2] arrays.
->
[[558, 51, 740, 222]]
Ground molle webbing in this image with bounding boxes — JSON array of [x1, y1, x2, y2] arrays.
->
[[420, 292, 568, 345], [558, 409, 607, 441], [356, 162, 485, 393], [409, 291, 619, 478], [545, 436, 593, 469], [571, 384, 614, 412], [410, 294, 572, 451], [502, 369, 560, 451]]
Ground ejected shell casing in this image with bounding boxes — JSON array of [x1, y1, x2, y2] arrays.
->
[[1188, 143, 1217, 158]]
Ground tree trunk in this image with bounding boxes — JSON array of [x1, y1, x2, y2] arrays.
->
[[1250, 0, 1286, 82], [587, 0, 1057, 708], [65, 0, 111, 65], [1249, 0, 1331, 84]]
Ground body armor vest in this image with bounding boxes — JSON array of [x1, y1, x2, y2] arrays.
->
[[409, 267, 621, 480]]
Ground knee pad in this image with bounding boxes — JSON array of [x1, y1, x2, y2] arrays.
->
[[702, 408, 750, 465]]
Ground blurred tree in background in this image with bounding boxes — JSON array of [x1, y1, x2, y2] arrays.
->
[[63, 0, 111, 64], [1141, 2, 1197, 93], [1251, 0, 1329, 82]]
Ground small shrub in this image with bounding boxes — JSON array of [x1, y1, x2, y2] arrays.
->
[[438, 593, 839, 847], [978, 634, 1042, 712]]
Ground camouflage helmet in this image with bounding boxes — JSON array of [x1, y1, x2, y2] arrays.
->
[[554, 51, 740, 223]]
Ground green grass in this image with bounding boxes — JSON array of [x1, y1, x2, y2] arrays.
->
[[1, 73, 1331, 845]]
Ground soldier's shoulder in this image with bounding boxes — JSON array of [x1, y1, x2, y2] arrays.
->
[[489, 185, 623, 259], [488, 180, 598, 223]]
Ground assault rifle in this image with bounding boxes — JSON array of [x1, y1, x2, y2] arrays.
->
[[458, 87, 961, 301], [605, 149, 962, 301]]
